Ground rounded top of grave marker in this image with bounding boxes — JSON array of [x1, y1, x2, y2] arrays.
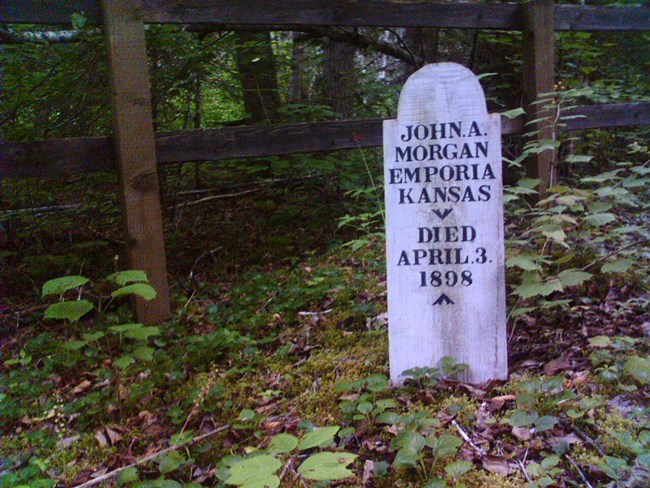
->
[[397, 63, 487, 123]]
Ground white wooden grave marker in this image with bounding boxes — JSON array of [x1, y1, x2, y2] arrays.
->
[[383, 63, 507, 385]]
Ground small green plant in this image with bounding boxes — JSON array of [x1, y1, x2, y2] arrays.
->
[[40, 270, 160, 371], [216, 425, 357, 487], [336, 374, 398, 429], [402, 357, 470, 388], [377, 409, 470, 485], [525, 454, 563, 488]]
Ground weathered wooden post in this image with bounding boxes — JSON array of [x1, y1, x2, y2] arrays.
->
[[383, 63, 507, 385], [523, 0, 556, 193], [102, 0, 171, 324]]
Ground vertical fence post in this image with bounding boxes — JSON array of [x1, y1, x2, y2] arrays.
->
[[522, 0, 556, 193], [102, 0, 171, 324]]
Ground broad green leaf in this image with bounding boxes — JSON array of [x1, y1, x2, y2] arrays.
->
[[542, 229, 567, 245], [44, 300, 93, 322], [226, 455, 281, 488], [70, 12, 87, 30], [109, 323, 144, 334], [365, 374, 389, 392], [375, 399, 399, 410], [114, 354, 136, 370], [601, 259, 633, 274], [557, 269, 591, 288], [517, 178, 542, 189], [357, 401, 373, 415], [393, 449, 420, 469], [125, 326, 160, 341], [513, 279, 562, 299], [585, 213, 616, 227], [238, 409, 255, 421], [541, 455, 560, 470], [501, 107, 525, 119], [376, 411, 401, 425], [298, 452, 357, 481], [527, 461, 544, 477], [535, 416, 558, 432], [298, 426, 340, 450], [118, 466, 139, 484], [391, 431, 426, 454], [63, 340, 87, 351], [423, 479, 447, 488], [112, 283, 157, 301], [83, 331, 104, 342], [42, 275, 89, 296], [426, 434, 463, 457], [507, 409, 538, 428], [170, 430, 194, 446], [267, 433, 298, 454], [149, 480, 182, 488], [624, 356, 650, 385], [107, 269, 149, 286], [444, 460, 473, 479], [588, 201, 613, 213], [589, 336, 612, 348], [507, 255, 542, 271], [565, 154, 592, 163], [132, 345, 155, 361], [159, 451, 185, 474]]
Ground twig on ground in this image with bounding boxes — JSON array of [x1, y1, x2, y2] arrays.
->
[[173, 188, 261, 210], [189, 247, 222, 280], [451, 419, 488, 457], [581, 240, 646, 272], [298, 309, 332, 316], [570, 424, 607, 456], [72, 424, 231, 488], [279, 456, 296, 483], [566, 452, 594, 488], [517, 448, 532, 484]]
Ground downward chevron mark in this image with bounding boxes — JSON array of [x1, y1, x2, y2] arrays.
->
[[432, 293, 455, 306], [432, 208, 453, 220]]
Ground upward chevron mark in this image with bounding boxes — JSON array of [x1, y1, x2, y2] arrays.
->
[[432, 208, 453, 220], [432, 293, 455, 306]]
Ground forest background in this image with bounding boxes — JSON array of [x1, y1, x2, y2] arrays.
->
[[1, 1, 649, 487]]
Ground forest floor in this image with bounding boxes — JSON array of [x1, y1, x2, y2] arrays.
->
[[1, 163, 649, 488]]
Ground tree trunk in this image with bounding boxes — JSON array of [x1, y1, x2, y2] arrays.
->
[[290, 32, 309, 104], [321, 36, 356, 119], [235, 31, 281, 124], [402, 27, 439, 79]]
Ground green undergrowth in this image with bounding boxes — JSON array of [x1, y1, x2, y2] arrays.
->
[[2, 239, 649, 487]]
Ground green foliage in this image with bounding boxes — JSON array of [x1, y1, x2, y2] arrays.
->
[[215, 426, 357, 487], [298, 452, 357, 481], [297, 426, 340, 450], [41, 275, 89, 296], [225, 455, 282, 488], [43, 299, 93, 323]]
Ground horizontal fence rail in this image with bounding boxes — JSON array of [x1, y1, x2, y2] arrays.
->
[[2, 102, 648, 180], [3, 1, 650, 31]]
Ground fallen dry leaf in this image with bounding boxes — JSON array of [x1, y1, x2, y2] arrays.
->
[[95, 429, 108, 447], [71, 379, 91, 395], [460, 383, 486, 398], [482, 455, 511, 476], [105, 426, 122, 445], [544, 356, 572, 375], [548, 432, 582, 448], [512, 426, 533, 441], [362, 460, 376, 488]]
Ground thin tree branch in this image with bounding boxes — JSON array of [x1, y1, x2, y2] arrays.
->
[[0, 27, 101, 45], [72, 425, 231, 488]]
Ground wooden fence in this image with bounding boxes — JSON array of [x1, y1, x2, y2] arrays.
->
[[2, 0, 649, 324]]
